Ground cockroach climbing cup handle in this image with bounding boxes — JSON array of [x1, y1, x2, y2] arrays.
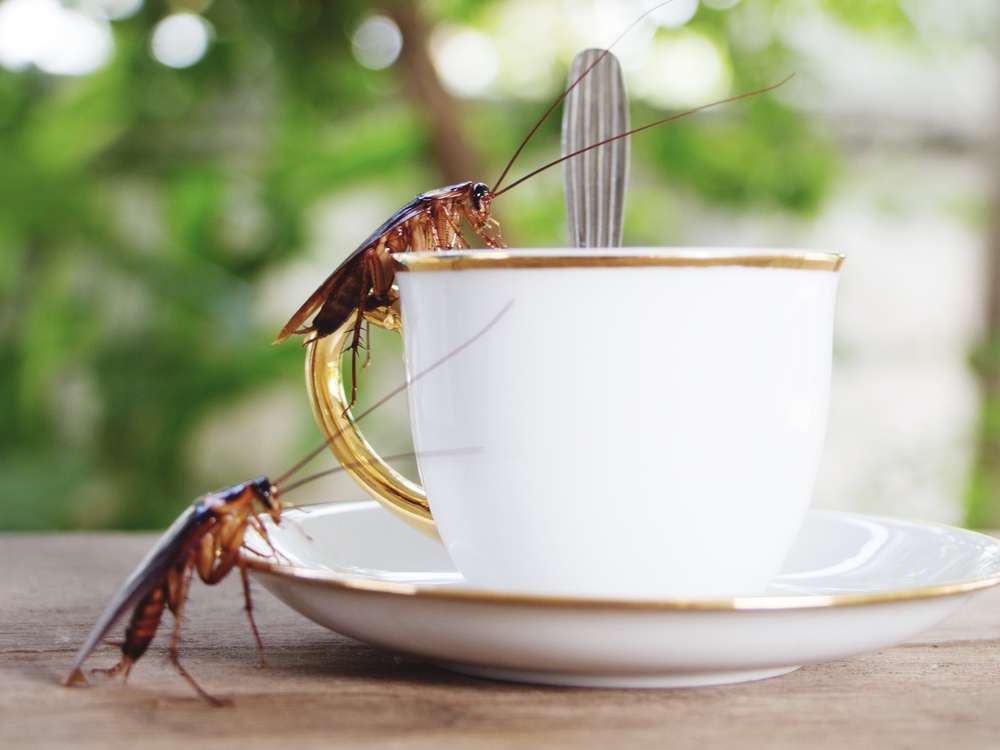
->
[[305, 303, 441, 541]]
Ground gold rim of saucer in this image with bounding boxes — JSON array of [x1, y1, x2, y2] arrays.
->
[[394, 249, 846, 273], [243, 555, 1000, 612]]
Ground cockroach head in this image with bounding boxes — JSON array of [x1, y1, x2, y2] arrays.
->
[[250, 476, 280, 515], [471, 182, 492, 212]]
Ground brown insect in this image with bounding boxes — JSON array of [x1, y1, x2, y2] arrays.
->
[[64, 303, 510, 705], [273, 6, 793, 408], [64, 475, 285, 705], [272, 181, 503, 407]]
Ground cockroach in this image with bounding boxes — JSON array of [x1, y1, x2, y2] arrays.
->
[[65, 302, 511, 705], [273, 3, 792, 407], [64, 474, 287, 705]]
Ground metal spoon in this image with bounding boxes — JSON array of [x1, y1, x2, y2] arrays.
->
[[561, 49, 630, 248]]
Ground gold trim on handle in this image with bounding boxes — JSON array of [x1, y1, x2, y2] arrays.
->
[[305, 306, 439, 541], [395, 249, 845, 273]]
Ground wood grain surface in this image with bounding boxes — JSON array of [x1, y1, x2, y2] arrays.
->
[[2, 532, 1000, 749]]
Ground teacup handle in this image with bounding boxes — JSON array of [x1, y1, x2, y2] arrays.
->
[[305, 300, 440, 541]]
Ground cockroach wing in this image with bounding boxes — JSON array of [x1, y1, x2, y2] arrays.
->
[[272, 185, 474, 345], [271, 256, 361, 345], [272, 197, 432, 345], [65, 499, 218, 685]]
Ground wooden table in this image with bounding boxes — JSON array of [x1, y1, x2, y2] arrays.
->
[[3, 532, 1000, 749]]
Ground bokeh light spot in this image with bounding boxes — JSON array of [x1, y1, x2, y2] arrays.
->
[[0, 0, 114, 76], [352, 15, 403, 70], [150, 13, 214, 69], [649, 0, 701, 29], [430, 25, 499, 98], [630, 31, 731, 109]]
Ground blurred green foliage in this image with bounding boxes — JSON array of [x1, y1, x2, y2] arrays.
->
[[0, 0, 875, 530]]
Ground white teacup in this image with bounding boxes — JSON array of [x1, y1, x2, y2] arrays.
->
[[307, 248, 843, 599]]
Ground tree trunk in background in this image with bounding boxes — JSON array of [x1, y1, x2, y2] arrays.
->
[[968, 129, 1000, 529], [386, 2, 482, 186]]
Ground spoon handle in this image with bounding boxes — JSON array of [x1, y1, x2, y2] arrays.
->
[[561, 49, 630, 249]]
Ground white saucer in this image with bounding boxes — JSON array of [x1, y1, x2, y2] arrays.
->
[[245, 502, 1000, 688]]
